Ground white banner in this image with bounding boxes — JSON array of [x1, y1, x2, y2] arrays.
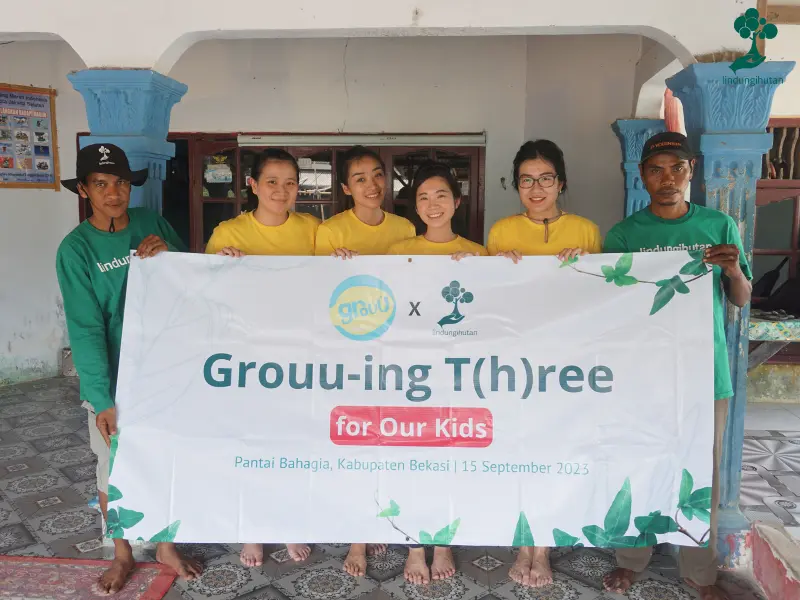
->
[[109, 251, 714, 550]]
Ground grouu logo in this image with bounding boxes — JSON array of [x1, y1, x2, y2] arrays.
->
[[438, 280, 474, 328], [329, 275, 396, 341]]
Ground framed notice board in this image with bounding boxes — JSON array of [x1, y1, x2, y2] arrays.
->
[[0, 84, 60, 190]]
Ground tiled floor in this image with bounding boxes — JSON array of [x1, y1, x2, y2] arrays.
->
[[0, 377, 774, 600], [742, 403, 800, 542]]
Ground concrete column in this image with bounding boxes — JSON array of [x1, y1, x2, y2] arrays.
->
[[666, 60, 795, 566], [67, 69, 188, 213], [612, 119, 666, 216]]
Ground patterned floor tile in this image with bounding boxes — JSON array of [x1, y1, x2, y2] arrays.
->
[[739, 472, 781, 507], [0, 522, 38, 553], [48, 530, 107, 559], [254, 544, 332, 579], [623, 576, 701, 600], [383, 571, 488, 600], [551, 548, 615, 590], [6, 542, 56, 557], [0, 467, 72, 499], [173, 543, 235, 562], [0, 499, 22, 526], [0, 442, 36, 464], [716, 569, 768, 600], [742, 438, 800, 472], [178, 553, 273, 600], [11, 484, 88, 519], [40, 444, 95, 468], [47, 404, 88, 421], [0, 430, 24, 445], [0, 401, 54, 420], [316, 543, 351, 558], [763, 495, 800, 526], [235, 586, 295, 600], [365, 546, 407, 583], [30, 433, 85, 453], [60, 460, 99, 483], [488, 571, 598, 600], [16, 421, 77, 441], [71, 478, 98, 501], [0, 418, 10, 433], [275, 558, 376, 600], [25, 505, 101, 543], [0, 454, 53, 479], [5, 411, 56, 428]]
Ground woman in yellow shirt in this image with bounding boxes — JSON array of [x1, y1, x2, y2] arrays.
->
[[206, 149, 319, 257], [490, 140, 601, 589], [205, 149, 318, 568], [388, 161, 484, 586], [315, 146, 415, 257], [487, 139, 601, 265]]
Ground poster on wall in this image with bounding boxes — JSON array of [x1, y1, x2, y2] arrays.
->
[[0, 84, 59, 190]]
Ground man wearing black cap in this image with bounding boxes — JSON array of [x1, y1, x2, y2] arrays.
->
[[56, 144, 202, 594], [602, 132, 751, 600]]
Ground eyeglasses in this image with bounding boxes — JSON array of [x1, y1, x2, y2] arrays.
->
[[518, 174, 558, 189]]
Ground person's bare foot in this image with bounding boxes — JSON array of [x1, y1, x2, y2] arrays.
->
[[431, 547, 456, 580], [509, 546, 533, 587], [156, 542, 203, 580], [367, 544, 388, 556], [287, 543, 311, 562], [684, 578, 730, 600], [404, 547, 430, 585], [240, 543, 264, 567], [343, 543, 367, 577], [529, 546, 552, 588], [603, 567, 636, 594], [96, 542, 135, 595]]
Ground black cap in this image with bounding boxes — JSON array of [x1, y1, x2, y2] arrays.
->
[[640, 132, 693, 165], [62, 143, 148, 194]]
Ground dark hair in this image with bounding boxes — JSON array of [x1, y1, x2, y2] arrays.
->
[[251, 148, 300, 183], [512, 139, 568, 192], [410, 161, 462, 202], [338, 145, 386, 185]]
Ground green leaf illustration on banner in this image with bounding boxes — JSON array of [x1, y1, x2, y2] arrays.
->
[[419, 531, 434, 545], [693, 508, 712, 524], [636, 532, 658, 547], [650, 276, 690, 315], [604, 478, 632, 537], [679, 469, 694, 508], [610, 535, 641, 548], [679, 257, 708, 276], [601, 254, 638, 287], [377, 500, 400, 518], [117, 507, 145, 529], [512, 512, 534, 547], [560, 256, 578, 268], [150, 520, 181, 543], [108, 433, 119, 477], [582, 525, 613, 547], [433, 519, 461, 545], [634, 511, 679, 535], [107, 485, 123, 503], [552, 528, 582, 547]]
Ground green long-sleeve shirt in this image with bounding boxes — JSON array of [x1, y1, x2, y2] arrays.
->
[[55, 208, 185, 413]]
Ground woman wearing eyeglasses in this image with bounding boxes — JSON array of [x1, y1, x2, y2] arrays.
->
[[488, 140, 601, 589], [487, 140, 601, 265]]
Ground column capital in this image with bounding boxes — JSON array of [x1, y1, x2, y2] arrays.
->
[[611, 119, 666, 216], [666, 62, 795, 138], [67, 69, 187, 138]]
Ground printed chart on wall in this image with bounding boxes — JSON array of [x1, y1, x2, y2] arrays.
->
[[0, 84, 59, 189]]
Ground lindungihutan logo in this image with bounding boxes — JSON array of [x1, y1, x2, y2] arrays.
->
[[730, 8, 778, 73], [438, 281, 474, 328]]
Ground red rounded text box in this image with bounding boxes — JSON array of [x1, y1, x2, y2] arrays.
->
[[330, 406, 493, 447]]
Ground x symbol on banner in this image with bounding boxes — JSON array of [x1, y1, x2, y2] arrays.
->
[[409, 302, 421, 317]]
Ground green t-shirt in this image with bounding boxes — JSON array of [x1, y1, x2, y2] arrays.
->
[[56, 208, 185, 413], [603, 203, 752, 400]]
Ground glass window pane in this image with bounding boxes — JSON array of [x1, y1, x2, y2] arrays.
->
[[202, 150, 236, 200], [203, 202, 236, 246], [391, 150, 432, 207], [296, 150, 333, 202], [752, 254, 791, 298], [295, 202, 333, 221], [755, 199, 795, 250]]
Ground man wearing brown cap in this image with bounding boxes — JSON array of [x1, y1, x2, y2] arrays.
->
[[56, 144, 202, 594], [602, 132, 752, 600]]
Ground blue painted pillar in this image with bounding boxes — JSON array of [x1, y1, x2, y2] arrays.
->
[[67, 69, 188, 213], [612, 119, 666, 216], [666, 61, 795, 565]]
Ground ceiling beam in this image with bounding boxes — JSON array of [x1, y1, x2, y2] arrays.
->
[[767, 4, 800, 25]]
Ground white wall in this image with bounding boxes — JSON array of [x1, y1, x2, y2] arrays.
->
[[168, 36, 530, 234], [0, 41, 86, 384], [767, 25, 800, 117], [524, 35, 640, 234]]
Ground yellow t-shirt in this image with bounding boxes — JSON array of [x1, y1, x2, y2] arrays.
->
[[314, 209, 416, 256], [388, 235, 488, 256], [487, 213, 602, 256], [205, 211, 320, 256]]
